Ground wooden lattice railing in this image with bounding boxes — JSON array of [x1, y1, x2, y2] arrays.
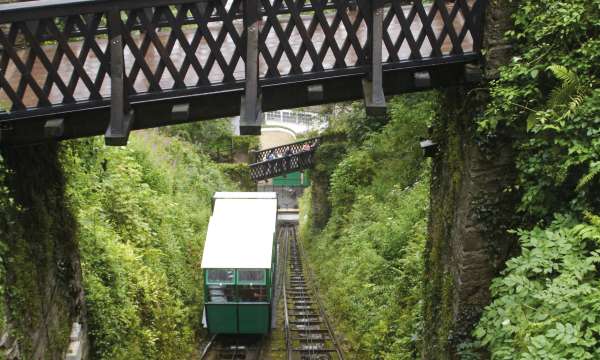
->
[[249, 137, 319, 180], [0, 0, 487, 145], [252, 137, 319, 162], [250, 150, 316, 181]]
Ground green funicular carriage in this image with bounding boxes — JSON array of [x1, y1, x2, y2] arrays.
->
[[201, 192, 278, 334]]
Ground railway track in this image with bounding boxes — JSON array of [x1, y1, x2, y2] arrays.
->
[[281, 224, 344, 360], [200, 334, 264, 360]]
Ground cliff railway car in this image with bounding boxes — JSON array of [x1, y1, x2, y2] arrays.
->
[[201, 192, 278, 334]]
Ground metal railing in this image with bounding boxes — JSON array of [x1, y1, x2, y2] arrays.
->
[[252, 137, 319, 163], [250, 149, 316, 181]]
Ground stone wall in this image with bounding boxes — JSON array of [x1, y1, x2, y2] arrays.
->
[[422, 1, 520, 358], [308, 132, 348, 232], [0, 143, 88, 359]]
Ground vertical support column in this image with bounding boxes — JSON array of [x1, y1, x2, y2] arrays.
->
[[240, 0, 262, 135], [361, 0, 386, 116], [472, 0, 490, 53], [105, 8, 134, 146]]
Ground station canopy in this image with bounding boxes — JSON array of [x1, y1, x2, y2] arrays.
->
[[201, 192, 278, 269]]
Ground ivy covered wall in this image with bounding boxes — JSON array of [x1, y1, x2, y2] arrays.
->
[[423, 88, 519, 358], [0, 143, 87, 359], [422, 0, 520, 358]]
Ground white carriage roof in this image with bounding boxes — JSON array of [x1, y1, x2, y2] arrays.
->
[[213, 192, 277, 200], [201, 193, 278, 269]]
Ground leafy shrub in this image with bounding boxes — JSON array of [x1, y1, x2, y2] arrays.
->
[[162, 119, 234, 161], [62, 131, 235, 359], [301, 93, 435, 359], [473, 2, 600, 355], [479, 0, 600, 219], [219, 163, 255, 191], [474, 215, 600, 359]]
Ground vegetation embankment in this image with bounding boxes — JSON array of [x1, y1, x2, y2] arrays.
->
[[467, 1, 600, 358], [300, 95, 436, 359], [0, 120, 255, 359], [303, 1, 600, 358], [62, 130, 239, 358]]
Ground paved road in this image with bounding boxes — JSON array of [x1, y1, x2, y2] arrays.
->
[[1, 3, 472, 109]]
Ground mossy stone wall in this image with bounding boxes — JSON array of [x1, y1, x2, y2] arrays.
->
[[422, 1, 520, 358], [308, 133, 348, 232], [0, 143, 87, 359]]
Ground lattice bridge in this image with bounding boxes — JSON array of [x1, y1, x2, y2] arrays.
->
[[249, 137, 319, 180], [0, 0, 487, 145]]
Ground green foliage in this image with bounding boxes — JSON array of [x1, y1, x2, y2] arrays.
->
[[0, 143, 80, 358], [162, 120, 259, 163], [329, 94, 435, 211], [482, 0, 599, 130], [231, 135, 260, 154], [306, 131, 349, 231], [526, 65, 590, 132], [0, 155, 8, 332], [517, 89, 600, 216], [473, 1, 600, 357], [328, 102, 389, 145], [474, 215, 600, 359], [478, 0, 600, 218], [62, 131, 235, 359], [162, 119, 233, 161], [219, 163, 256, 191], [301, 93, 434, 358]]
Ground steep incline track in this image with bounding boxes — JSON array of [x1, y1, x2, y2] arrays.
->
[[200, 335, 264, 360], [281, 224, 344, 360]]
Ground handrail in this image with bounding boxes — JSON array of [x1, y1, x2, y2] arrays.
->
[[252, 137, 320, 163], [251, 149, 313, 166], [255, 137, 320, 153], [0, 0, 209, 22], [249, 149, 316, 181], [0, 0, 340, 23]]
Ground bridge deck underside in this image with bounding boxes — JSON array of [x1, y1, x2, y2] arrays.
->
[[0, 0, 485, 145]]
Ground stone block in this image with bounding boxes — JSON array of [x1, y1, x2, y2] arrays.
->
[[69, 323, 81, 342], [65, 340, 82, 360]]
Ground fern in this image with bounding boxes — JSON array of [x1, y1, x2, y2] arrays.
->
[[548, 65, 579, 87], [547, 65, 583, 110], [528, 65, 588, 131], [576, 162, 600, 191]]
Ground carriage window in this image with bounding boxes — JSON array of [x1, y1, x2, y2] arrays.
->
[[206, 284, 236, 303], [237, 270, 266, 285], [206, 269, 235, 285], [238, 285, 268, 302]]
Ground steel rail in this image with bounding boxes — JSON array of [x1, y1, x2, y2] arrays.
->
[[295, 225, 345, 360], [199, 334, 217, 360], [283, 223, 344, 360], [282, 225, 293, 360], [200, 334, 264, 360]]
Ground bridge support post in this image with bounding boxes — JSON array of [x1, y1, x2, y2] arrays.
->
[[105, 9, 134, 146], [240, 0, 262, 135], [362, 0, 386, 117]]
